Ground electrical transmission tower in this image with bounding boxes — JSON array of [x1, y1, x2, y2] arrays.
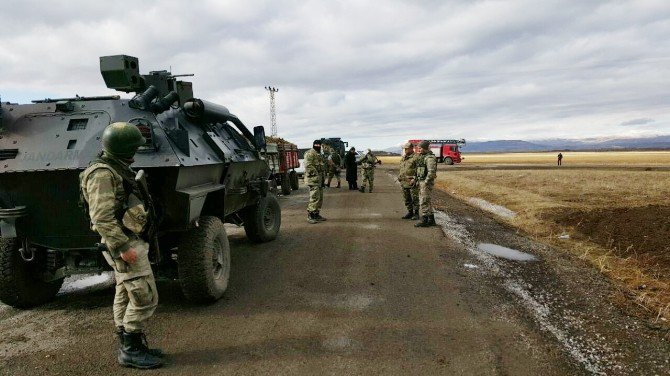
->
[[264, 86, 279, 137]]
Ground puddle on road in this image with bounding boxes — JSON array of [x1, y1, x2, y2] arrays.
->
[[476, 243, 537, 262]]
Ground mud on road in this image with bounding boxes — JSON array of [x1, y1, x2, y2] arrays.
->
[[1, 172, 669, 375]]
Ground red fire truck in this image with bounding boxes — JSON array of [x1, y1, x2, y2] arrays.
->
[[409, 139, 466, 165]]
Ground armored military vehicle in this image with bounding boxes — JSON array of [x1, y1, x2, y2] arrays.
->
[[0, 55, 281, 307]]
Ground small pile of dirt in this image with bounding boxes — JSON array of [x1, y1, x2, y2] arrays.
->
[[551, 205, 670, 277]]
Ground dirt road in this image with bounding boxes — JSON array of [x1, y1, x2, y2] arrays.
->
[[1, 172, 668, 375]]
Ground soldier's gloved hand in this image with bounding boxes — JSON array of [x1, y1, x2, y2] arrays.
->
[[120, 248, 138, 264]]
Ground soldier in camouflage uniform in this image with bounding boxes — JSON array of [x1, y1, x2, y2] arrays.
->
[[357, 149, 379, 193], [80, 122, 163, 369], [304, 139, 327, 224], [398, 142, 420, 220], [326, 148, 342, 188], [321, 145, 331, 187], [415, 140, 438, 227]]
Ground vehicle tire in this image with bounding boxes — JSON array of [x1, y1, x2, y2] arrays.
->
[[243, 195, 281, 243], [444, 157, 454, 165], [280, 173, 292, 195], [289, 170, 299, 190], [0, 238, 64, 308], [177, 216, 231, 303]]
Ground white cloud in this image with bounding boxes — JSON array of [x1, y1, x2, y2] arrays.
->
[[1, 0, 669, 149]]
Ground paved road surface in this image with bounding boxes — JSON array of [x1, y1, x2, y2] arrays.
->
[[1, 172, 667, 375]]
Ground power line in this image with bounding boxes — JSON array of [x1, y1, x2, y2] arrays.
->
[[265, 86, 278, 137]]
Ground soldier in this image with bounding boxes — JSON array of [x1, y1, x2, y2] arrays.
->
[[321, 144, 331, 187], [398, 142, 420, 220], [327, 148, 343, 188], [557, 152, 563, 166], [415, 140, 438, 227], [357, 149, 379, 193], [79, 122, 163, 369], [304, 139, 327, 224]]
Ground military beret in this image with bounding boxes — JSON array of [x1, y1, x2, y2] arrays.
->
[[402, 141, 414, 148], [419, 140, 430, 149]]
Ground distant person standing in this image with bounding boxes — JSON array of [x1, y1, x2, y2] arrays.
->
[[327, 149, 342, 188], [304, 140, 327, 224], [415, 140, 438, 228], [344, 147, 358, 190], [557, 152, 563, 166], [398, 142, 420, 220], [358, 149, 379, 193]]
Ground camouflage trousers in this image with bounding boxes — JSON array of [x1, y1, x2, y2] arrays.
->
[[103, 239, 158, 333], [361, 169, 375, 191], [418, 180, 434, 216], [402, 186, 419, 212], [327, 169, 341, 185], [307, 185, 324, 212]]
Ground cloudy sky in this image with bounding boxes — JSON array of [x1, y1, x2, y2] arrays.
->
[[1, 0, 668, 149]]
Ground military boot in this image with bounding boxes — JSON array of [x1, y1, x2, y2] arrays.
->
[[307, 212, 318, 224], [414, 216, 430, 228], [411, 209, 420, 220], [427, 214, 437, 226], [402, 210, 414, 219], [118, 331, 163, 369], [359, 186, 366, 193], [116, 327, 164, 358], [314, 211, 327, 221]]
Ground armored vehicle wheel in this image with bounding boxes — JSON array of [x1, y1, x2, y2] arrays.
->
[[243, 195, 281, 243], [289, 170, 299, 190], [280, 173, 292, 195], [444, 157, 454, 165], [177, 217, 231, 303], [0, 238, 64, 308]]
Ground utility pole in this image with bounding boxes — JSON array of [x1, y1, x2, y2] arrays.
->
[[264, 86, 278, 137]]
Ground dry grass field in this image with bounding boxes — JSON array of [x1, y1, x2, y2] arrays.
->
[[379, 150, 670, 166], [381, 151, 670, 321]]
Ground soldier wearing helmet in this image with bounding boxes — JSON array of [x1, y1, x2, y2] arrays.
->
[[79, 122, 163, 369], [415, 140, 438, 227], [398, 142, 420, 220]]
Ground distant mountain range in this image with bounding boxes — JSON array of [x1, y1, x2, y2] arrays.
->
[[383, 135, 670, 154]]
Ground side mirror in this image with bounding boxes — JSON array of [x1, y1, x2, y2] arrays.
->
[[253, 126, 266, 150]]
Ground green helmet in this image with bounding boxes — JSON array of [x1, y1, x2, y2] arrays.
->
[[102, 122, 146, 158]]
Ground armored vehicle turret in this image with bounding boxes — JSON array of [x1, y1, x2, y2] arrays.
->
[[0, 55, 281, 307]]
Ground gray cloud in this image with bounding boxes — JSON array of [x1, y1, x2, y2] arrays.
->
[[620, 118, 655, 126], [1, 0, 669, 149]]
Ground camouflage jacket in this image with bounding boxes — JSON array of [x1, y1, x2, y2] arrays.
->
[[80, 159, 148, 258], [359, 153, 378, 170], [304, 148, 324, 186], [416, 151, 437, 184], [398, 153, 419, 188], [329, 153, 342, 170]]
